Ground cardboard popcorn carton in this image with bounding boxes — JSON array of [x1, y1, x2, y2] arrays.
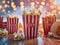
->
[[2, 22, 7, 29], [0, 16, 3, 28], [7, 15, 19, 34], [42, 15, 56, 36], [23, 10, 40, 39]]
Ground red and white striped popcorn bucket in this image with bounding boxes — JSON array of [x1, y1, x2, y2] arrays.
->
[[42, 15, 56, 36], [23, 14, 40, 39], [0, 16, 3, 28], [51, 15, 56, 24], [2, 22, 7, 29], [7, 16, 19, 34]]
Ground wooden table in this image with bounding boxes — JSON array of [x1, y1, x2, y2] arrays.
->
[[0, 34, 60, 45]]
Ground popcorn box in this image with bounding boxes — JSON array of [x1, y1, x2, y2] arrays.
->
[[42, 15, 56, 36], [7, 16, 19, 34], [2, 22, 7, 29], [0, 16, 3, 28], [23, 15, 40, 39]]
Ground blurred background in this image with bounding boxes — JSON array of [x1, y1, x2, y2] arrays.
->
[[0, 0, 60, 24]]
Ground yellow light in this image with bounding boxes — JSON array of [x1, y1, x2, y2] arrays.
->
[[57, 6, 60, 10], [13, 8, 16, 11], [2, 0, 5, 4], [41, 2, 45, 5], [20, 2, 25, 11], [11, 1, 15, 5], [0, 5, 2, 9], [12, 5, 16, 8], [20, 5, 25, 11], [4, 4, 8, 8], [53, 1, 56, 5], [58, 11, 60, 15]]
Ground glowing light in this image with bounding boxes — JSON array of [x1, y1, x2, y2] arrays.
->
[[12, 5, 16, 8], [58, 11, 60, 15], [20, 2, 24, 5], [11, 1, 15, 5], [8, 11, 10, 13], [20, 2, 25, 11], [57, 6, 60, 10], [7, 1, 10, 4], [41, 2, 45, 6], [31, 2, 35, 6], [0, 5, 2, 9], [53, 1, 57, 5], [20, 5, 25, 11], [2, 0, 5, 4], [4, 4, 8, 8], [13, 8, 17, 11]]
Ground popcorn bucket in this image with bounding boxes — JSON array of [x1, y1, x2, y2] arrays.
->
[[0, 16, 3, 28], [2, 22, 7, 29], [23, 15, 40, 39], [42, 15, 56, 36], [7, 16, 19, 34]]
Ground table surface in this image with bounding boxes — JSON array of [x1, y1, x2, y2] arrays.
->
[[0, 35, 60, 45]]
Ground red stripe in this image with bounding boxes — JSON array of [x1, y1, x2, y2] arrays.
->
[[30, 15, 32, 38], [34, 15, 37, 38]]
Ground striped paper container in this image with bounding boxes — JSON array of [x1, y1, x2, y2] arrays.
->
[[7, 16, 19, 34], [2, 22, 7, 29], [0, 16, 3, 28], [23, 14, 40, 39], [42, 15, 56, 36]]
